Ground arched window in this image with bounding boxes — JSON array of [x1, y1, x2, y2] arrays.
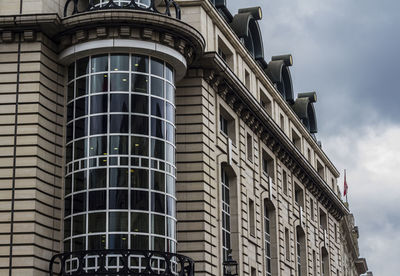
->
[[321, 247, 329, 276], [221, 167, 231, 261], [296, 226, 307, 276], [264, 200, 278, 276], [264, 204, 272, 276]]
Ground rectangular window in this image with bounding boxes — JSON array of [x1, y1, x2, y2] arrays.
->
[[310, 198, 314, 221], [280, 114, 285, 131], [247, 133, 253, 162], [334, 223, 337, 241], [292, 129, 301, 151], [262, 150, 275, 178], [245, 70, 251, 90], [320, 209, 327, 230], [294, 183, 304, 208], [218, 37, 234, 69], [249, 199, 255, 236], [260, 90, 272, 116], [313, 250, 317, 275], [220, 114, 228, 135], [317, 160, 325, 179], [251, 267, 256, 276], [285, 228, 290, 261], [282, 170, 288, 195], [307, 148, 312, 162], [220, 106, 236, 144]]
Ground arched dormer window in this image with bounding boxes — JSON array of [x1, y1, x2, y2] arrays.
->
[[291, 92, 318, 134], [265, 55, 294, 103], [296, 226, 307, 276]]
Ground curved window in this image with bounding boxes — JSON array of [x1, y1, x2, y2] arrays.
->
[[64, 54, 176, 258]]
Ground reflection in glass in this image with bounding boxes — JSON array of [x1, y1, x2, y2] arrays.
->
[[151, 193, 165, 214], [166, 143, 175, 164], [109, 234, 128, 249], [74, 139, 87, 160], [166, 196, 175, 216], [132, 74, 149, 93], [132, 94, 148, 114], [90, 94, 108, 114], [90, 115, 107, 135], [152, 171, 165, 191], [131, 136, 148, 156], [88, 235, 106, 250], [111, 54, 129, 71], [73, 214, 86, 235], [166, 103, 174, 123], [151, 214, 165, 235], [109, 212, 128, 231], [91, 74, 108, 93], [152, 236, 165, 252], [166, 123, 174, 144], [151, 58, 164, 77], [76, 77, 89, 97], [131, 190, 149, 210], [75, 118, 88, 139], [111, 73, 129, 91], [166, 83, 174, 103], [89, 168, 107, 188], [77, 57, 89, 77], [110, 94, 129, 113], [131, 169, 148, 188], [88, 213, 106, 233], [89, 136, 107, 156], [151, 139, 165, 160], [151, 118, 165, 139], [151, 97, 164, 117], [74, 171, 87, 192], [75, 97, 88, 118], [110, 136, 129, 155], [110, 114, 129, 133], [109, 168, 129, 187], [151, 77, 164, 97], [132, 55, 149, 73], [166, 64, 174, 83], [89, 190, 106, 210], [131, 115, 148, 135], [109, 190, 128, 209], [131, 234, 148, 250], [91, 55, 108, 73], [166, 175, 175, 195]]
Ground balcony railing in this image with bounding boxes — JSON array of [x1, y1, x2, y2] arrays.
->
[[49, 249, 194, 276], [64, 0, 181, 19]]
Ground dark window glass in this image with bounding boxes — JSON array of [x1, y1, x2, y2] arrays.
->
[[166, 143, 175, 164], [166, 175, 175, 195], [131, 212, 148, 233], [65, 175, 72, 195], [67, 102, 74, 122], [151, 58, 164, 77], [89, 136, 107, 156], [90, 94, 108, 114], [91, 55, 108, 73], [131, 190, 149, 211], [73, 214, 86, 235], [151, 171, 165, 192], [65, 195, 71, 216], [166, 83, 174, 103], [89, 190, 106, 210], [166, 123, 175, 144], [88, 235, 106, 250], [151, 77, 164, 97], [166, 64, 174, 83], [111, 73, 129, 91], [132, 94, 148, 114], [64, 217, 71, 239], [73, 192, 86, 214], [109, 190, 128, 209], [131, 115, 148, 135], [109, 234, 128, 249], [90, 115, 107, 135], [110, 114, 129, 133], [151, 214, 165, 235], [151, 118, 165, 139], [64, 241, 71, 253], [88, 213, 106, 233], [68, 83, 74, 102], [109, 212, 128, 232], [74, 171, 87, 192], [151, 192, 165, 214], [72, 237, 86, 251], [131, 234, 149, 250], [110, 94, 129, 113], [131, 136, 148, 156], [76, 77, 89, 97], [75, 118, 88, 139], [89, 168, 107, 189], [152, 236, 165, 252], [68, 63, 75, 82], [132, 55, 149, 73], [166, 196, 175, 216], [151, 97, 164, 117], [132, 74, 149, 93], [151, 139, 165, 160], [131, 169, 149, 189], [110, 136, 128, 155], [67, 124, 73, 143], [109, 168, 129, 187], [91, 74, 109, 93], [66, 143, 73, 164], [166, 103, 174, 123], [77, 57, 89, 76], [74, 139, 87, 160], [111, 54, 129, 71]]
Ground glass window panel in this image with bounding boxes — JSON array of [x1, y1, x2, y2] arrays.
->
[[166, 83, 174, 103], [121, 157, 128, 165], [76, 77, 89, 97], [99, 157, 107, 166], [110, 73, 129, 91], [151, 58, 164, 77], [166, 196, 175, 217], [91, 74, 109, 93], [110, 114, 129, 133], [131, 74, 149, 93], [151, 214, 165, 235], [89, 190, 106, 211], [131, 94, 148, 114], [91, 54, 108, 73], [88, 235, 106, 250], [73, 171, 87, 192], [166, 64, 174, 83], [88, 212, 106, 233], [77, 57, 89, 77], [68, 63, 75, 82], [74, 139, 87, 160], [132, 55, 149, 73], [109, 234, 128, 249], [152, 236, 165, 252], [166, 143, 175, 164], [109, 212, 128, 232], [90, 94, 108, 114], [131, 190, 148, 211], [89, 136, 107, 156], [64, 241, 71, 253], [151, 77, 164, 97], [65, 195, 71, 217], [131, 168, 148, 188], [109, 168, 129, 187], [65, 175, 72, 195], [66, 143, 73, 164], [75, 118, 88, 139], [111, 54, 129, 71], [72, 214, 86, 235], [90, 115, 107, 135], [151, 171, 165, 192], [151, 192, 165, 214], [166, 103, 174, 123], [151, 118, 165, 139], [151, 139, 165, 160], [131, 136, 148, 156], [166, 123, 175, 143], [131, 234, 149, 250], [131, 212, 149, 233], [73, 192, 86, 214], [131, 115, 148, 135], [72, 237, 86, 251], [67, 124, 73, 143], [151, 97, 164, 117], [109, 190, 128, 209], [110, 135, 128, 155], [67, 102, 74, 122], [64, 218, 71, 239], [166, 175, 175, 195], [89, 169, 107, 189], [110, 157, 118, 165], [110, 94, 129, 113], [68, 83, 74, 102]]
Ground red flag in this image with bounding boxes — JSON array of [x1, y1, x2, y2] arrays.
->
[[343, 170, 348, 197]]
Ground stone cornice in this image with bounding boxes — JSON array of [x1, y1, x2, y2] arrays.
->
[[341, 214, 360, 260], [197, 52, 349, 220]]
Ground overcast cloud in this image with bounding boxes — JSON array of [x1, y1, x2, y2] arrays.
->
[[227, 0, 400, 274]]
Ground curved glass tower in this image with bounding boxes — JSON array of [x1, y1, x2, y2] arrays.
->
[[64, 53, 177, 256]]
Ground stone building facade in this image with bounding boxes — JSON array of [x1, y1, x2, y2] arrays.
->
[[0, 0, 370, 275]]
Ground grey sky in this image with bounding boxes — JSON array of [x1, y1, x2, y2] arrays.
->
[[227, 0, 400, 274]]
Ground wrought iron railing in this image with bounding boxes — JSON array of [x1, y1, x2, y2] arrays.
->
[[49, 249, 194, 276], [64, 0, 181, 19]]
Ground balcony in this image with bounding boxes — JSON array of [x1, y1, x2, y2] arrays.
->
[[64, 0, 181, 19], [49, 249, 195, 276]]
